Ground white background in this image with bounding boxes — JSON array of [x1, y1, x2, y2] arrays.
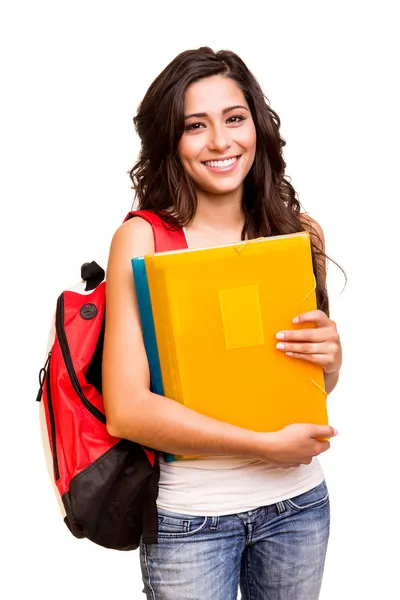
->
[[1, 1, 399, 598]]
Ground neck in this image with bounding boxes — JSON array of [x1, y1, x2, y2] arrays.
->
[[191, 186, 245, 232]]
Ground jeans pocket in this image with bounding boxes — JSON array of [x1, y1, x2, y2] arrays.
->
[[157, 509, 209, 538], [285, 480, 329, 512]]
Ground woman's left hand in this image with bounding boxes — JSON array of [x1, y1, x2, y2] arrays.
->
[[276, 310, 342, 374]]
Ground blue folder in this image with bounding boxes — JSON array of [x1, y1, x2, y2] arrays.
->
[[131, 257, 175, 462]]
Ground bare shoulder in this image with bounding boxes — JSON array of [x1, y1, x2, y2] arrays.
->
[[108, 215, 155, 266], [300, 213, 325, 250]]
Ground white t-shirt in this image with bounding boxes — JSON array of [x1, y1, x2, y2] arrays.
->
[[157, 453, 324, 516]]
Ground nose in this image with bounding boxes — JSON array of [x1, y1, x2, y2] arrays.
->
[[208, 124, 231, 153]]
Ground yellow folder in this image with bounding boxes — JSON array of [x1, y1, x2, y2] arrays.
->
[[143, 233, 328, 459]]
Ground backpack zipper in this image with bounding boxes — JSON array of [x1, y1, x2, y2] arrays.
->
[[46, 358, 60, 481], [36, 352, 51, 402], [56, 294, 106, 424], [36, 353, 60, 480]]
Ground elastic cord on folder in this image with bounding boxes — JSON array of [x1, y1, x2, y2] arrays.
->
[[235, 237, 264, 255], [310, 372, 327, 396], [302, 274, 317, 301]]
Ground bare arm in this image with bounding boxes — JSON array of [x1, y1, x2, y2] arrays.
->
[[102, 217, 262, 457], [102, 217, 336, 464]]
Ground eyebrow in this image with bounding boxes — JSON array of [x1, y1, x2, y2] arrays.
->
[[184, 105, 249, 120]]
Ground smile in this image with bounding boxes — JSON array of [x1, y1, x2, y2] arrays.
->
[[202, 156, 241, 172]]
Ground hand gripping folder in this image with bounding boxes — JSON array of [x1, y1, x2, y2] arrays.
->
[[131, 233, 328, 461]]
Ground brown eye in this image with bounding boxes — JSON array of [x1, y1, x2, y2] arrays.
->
[[185, 122, 205, 131], [227, 115, 246, 124]]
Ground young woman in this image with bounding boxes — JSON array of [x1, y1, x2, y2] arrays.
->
[[103, 47, 342, 600]]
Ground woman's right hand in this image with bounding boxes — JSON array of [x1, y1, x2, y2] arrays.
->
[[260, 423, 338, 468]]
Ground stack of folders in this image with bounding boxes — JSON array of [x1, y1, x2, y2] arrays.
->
[[131, 233, 328, 462]]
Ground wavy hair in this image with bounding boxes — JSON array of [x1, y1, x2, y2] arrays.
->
[[130, 47, 343, 315]]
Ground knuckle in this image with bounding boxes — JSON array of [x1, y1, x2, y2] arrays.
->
[[327, 355, 336, 367], [313, 443, 322, 455], [331, 331, 340, 343], [299, 343, 312, 354]]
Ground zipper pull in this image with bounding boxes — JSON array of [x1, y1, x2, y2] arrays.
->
[[36, 352, 51, 402]]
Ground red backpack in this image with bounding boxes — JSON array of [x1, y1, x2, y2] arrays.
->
[[36, 210, 187, 550]]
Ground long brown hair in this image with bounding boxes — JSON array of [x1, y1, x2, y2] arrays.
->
[[130, 47, 342, 315]]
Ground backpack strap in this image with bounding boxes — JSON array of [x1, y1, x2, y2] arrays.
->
[[124, 210, 188, 252]]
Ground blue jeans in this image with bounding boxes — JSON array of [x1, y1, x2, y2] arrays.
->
[[140, 480, 330, 599]]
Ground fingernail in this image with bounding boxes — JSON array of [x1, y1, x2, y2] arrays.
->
[[276, 343, 285, 350], [276, 332, 285, 339], [333, 428, 339, 436], [292, 316, 300, 324]]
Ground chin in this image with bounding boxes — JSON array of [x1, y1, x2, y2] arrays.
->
[[212, 187, 241, 196], [198, 178, 244, 196]]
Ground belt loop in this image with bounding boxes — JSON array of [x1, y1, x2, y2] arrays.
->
[[276, 501, 286, 515], [210, 516, 219, 530]]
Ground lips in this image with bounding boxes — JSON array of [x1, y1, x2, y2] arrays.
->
[[202, 155, 241, 171]]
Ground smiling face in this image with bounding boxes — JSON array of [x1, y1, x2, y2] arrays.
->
[[178, 75, 257, 197]]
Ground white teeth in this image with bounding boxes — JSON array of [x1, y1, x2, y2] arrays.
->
[[204, 157, 238, 168]]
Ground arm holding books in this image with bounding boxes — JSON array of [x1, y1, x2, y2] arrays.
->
[[102, 217, 337, 468], [276, 217, 342, 395]]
